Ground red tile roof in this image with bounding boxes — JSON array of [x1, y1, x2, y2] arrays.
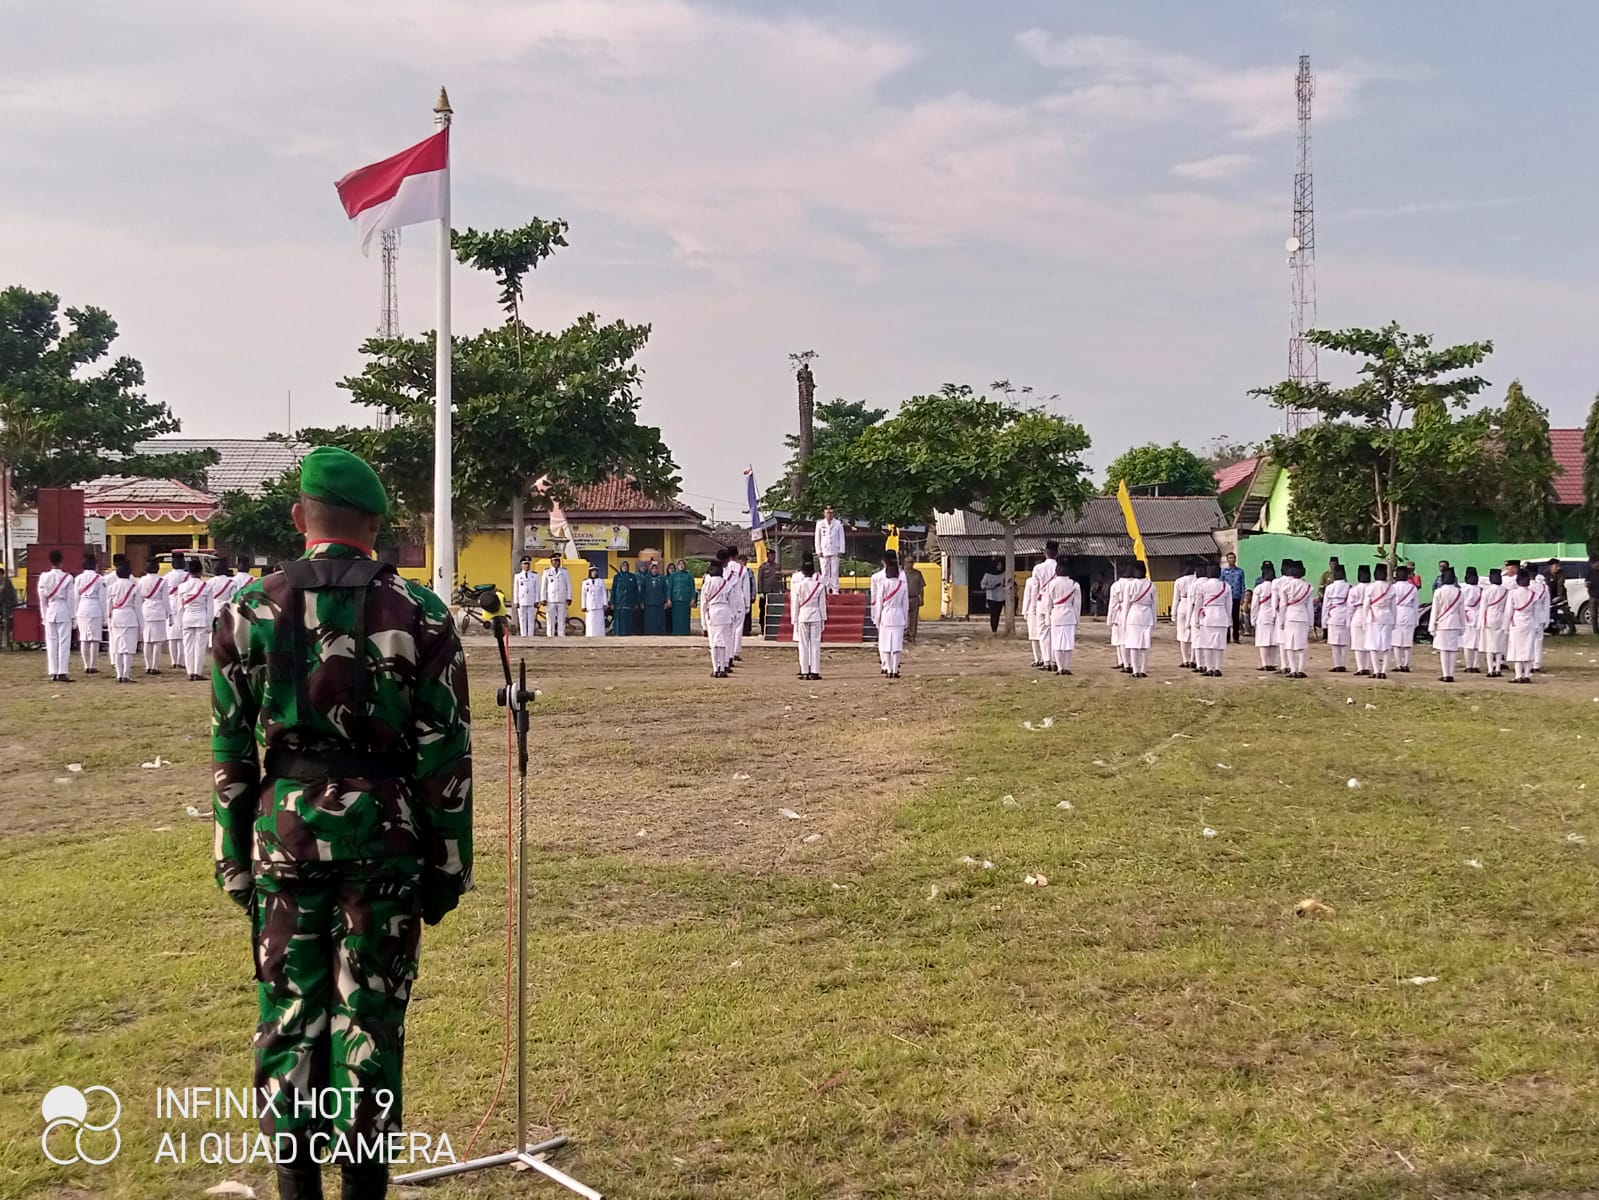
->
[[553, 476, 704, 519], [1212, 457, 1259, 494], [1550, 428, 1583, 507]]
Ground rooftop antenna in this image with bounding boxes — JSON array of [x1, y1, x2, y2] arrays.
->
[[1285, 52, 1318, 434]]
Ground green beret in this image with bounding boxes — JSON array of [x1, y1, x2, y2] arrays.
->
[[300, 447, 389, 517]]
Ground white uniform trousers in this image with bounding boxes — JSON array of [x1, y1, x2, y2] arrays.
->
[[707, 620, 733, 671], [518, 606, 537, 637], [585, 610, 606, 637], [796, 624, 822, 675], [546, 605, 567, 637], [183, 626, 209, 677], [45, 619, 72, 676], [142, 616, 169, 670], [821, 556, 841, 594]]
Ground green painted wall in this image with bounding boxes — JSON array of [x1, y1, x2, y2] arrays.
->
[[1259, 470, 1585, 545], [1237, 533, 1591, 601]]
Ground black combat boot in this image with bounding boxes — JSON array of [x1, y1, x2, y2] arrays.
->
[[276, 1166, 325, 1200], [341, 1163, 389, 1199]]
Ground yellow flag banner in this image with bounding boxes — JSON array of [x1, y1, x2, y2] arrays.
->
[[1116, 481, 1149, 570]]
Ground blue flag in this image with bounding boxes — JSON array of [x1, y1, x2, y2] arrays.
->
[[744, 466, 762, 540]]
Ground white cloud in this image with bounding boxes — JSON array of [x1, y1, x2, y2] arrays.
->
[[1017, 29, 1407, 138], [1171, 153, 1255, 180]]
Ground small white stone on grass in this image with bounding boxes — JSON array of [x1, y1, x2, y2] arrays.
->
[[928, 884, 940, 899], [1023, 873, 1050, 887], [1346, 697, 1355, 705], [66, 763, 83, 773], [141, 756, 169, 770], [1347, 778, 1361, 790], [1464, 859, 1484, 869], [206, 1185, 256, 1199], [802, 832, 823, 844], [1056, 800, 1074, 811], [1565, 832, 1588, 846], [1001, 794, 1018, 807], [185, 805, 203, 817], [1215, 763, 1231, 771], [1201, 827, 1217, 839], [1405, 976, 1439, 986], [1364, 703, 1377, 711], [635, 829, 647, 839], [777, 808, 804, 820], [732, 771, 751, 781]]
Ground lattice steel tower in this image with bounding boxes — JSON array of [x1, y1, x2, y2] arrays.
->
[[1286, 53, 1318, 433], [376, 228, 400, 430]]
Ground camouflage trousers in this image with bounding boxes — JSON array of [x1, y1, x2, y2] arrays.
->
[[252, 876, 421, 1162]]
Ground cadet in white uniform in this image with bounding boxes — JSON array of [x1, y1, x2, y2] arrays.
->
[[1191, 565, 1231, 676], [1120, 563, 1156, 678], [1427, 568, 1463, 682], [74, 555, 108, 674], [1172, 563, 1196, 670], [179, 564, 214, 679], [1390, 567, 1421, 672], [1507, 568, 1538, 682], [1022, 572, 1043, 667], [727, 552, 751, 660], [165, 552, 191, 670], [1322, 565, 1351, 672], [1277, 562, 1314, 678], [513, 557, 541, 637], [138, 561, 170, 675], [1251, 563, 1279, 672], [814, 507, 846, 594], [581, 567, 609, 637], [1481, 568, 1509, 677], [1045, 555, 1081, 675], [1348, 566, 1371, 675], [1108, 574, 1129, 671], [699, 561, 737, 676], [1029, 541, 1059, 668], [1364, 563, 1395, 679], [790, 555, 828, 680], [208, 567, 236, 618], [1459, 567, 1483, 674], [37, 550, 76, 681], [870, 551, 910, 678], [106, 562, 142, 683], [541, 556, 573, 637], [1529, 566, 1550, 672]]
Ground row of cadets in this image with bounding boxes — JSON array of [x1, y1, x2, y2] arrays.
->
[[870, 550, 910, 678], [790, 554, 828, 680]]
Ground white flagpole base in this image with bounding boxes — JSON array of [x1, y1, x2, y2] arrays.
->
[[392, 1135, 600, 1195]]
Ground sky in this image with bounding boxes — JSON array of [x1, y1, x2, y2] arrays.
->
[[4, 0, 1597, 518]]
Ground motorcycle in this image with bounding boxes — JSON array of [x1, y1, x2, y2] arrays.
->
[[450, 580, 586, 637], [1548, 594, 1578, 637]]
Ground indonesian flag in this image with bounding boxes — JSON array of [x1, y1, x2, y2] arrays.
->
[[334, 128, 449, 254]]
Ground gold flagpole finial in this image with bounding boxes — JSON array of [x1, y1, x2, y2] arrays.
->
[[434, 86, 453, 115]]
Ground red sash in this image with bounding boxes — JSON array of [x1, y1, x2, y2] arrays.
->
[[881, 579, 904, 604], [1053, 584, 1078, 606], [183, 580, 208, 605], [141, 577, 163, 601], [703, 579, 726, 604], [44, 573, 70, 602], [111, 583, 136, 611], [799, 581, 824, 609], [1285, 583, 1310, 607], [1132, 582, 1154, 605], [1514, 593, 1535, 613], [1435, 595, 1459, 621]]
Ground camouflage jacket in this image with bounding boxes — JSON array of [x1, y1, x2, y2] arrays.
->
[[211, 543, 472, 908]]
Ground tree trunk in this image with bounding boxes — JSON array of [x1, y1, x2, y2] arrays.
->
[[1002, 522, 1018, 637], [793, 362, 815, 507], [510, 487, 525, 593]]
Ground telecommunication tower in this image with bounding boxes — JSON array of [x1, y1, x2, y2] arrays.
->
[[1285, 53, 1318, 433], [376, 228, 400, 430]]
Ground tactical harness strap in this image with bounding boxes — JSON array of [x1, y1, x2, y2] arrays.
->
[[275, 557, 397, 773]]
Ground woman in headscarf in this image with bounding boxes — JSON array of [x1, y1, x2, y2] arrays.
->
[[668, 558, 696, 635], [611, 561, 639, 636], [581, 565, 609, 636]]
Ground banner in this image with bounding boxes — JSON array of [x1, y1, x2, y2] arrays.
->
[[524, 523, 630, 552]]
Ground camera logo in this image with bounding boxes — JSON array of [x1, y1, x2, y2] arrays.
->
[[41, 1085, 122, 1166]]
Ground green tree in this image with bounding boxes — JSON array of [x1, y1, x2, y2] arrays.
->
[[1102, 442, 1216, 495], [1202, 435, 1256, 473], [1583, 395, 1599, 558], [1256, 322, 1494, 563], [1492, 380, 1559, 542], [0, 286, 215, 501], [762, 398, 887, 515], [810, 383, 1092, 635], [207, 467, 305, 565]]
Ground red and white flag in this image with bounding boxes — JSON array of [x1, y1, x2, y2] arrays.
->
[[334, 128, 449, 254]]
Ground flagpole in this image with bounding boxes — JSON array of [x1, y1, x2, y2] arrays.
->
[[433, 86, 454, 595]]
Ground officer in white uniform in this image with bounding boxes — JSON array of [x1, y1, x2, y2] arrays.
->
[[541, 555, 573, 637], [165, 552, 191, 670], [138, 561, 170, 675], [1172, 562, 1196, 670], [699, 561, 737, 676], [106, 562, 142, 683], [870, 551, 910, 678], [814, 507, 846, 594], [513, 556, 541, 637], [789, 555, 828, 680], [179, 564, 214, 679], [581, 566, 609, 637], [1045, 554, 1081, 675]]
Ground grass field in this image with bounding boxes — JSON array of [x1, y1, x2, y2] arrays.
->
[[4, 624, 1599, 1199]]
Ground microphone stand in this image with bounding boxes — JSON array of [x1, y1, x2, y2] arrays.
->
[[394, 616, 601, 1198]]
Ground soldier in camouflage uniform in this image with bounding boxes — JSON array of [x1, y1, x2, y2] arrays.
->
[[212, 447, 472, 1200]]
